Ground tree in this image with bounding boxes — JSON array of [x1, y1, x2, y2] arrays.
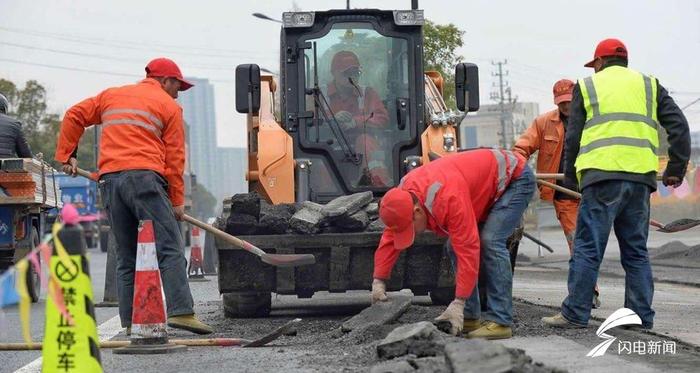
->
[[0, 77, 96, 170], [423, 20, 465, 110], [192, 183, 217, 219]]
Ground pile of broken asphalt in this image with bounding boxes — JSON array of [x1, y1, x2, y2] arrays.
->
[[201, 296, 568, 373], [223, 191, 385, 236]]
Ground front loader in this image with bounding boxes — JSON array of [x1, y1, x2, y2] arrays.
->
[[217, 4, 480, 317]]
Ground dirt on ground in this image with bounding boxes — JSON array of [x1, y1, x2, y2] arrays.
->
[[180, 298, 700, 372], [649, 241, 700, 265]]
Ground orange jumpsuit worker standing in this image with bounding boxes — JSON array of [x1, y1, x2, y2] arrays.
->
[[513, 79, 600, 308], [55, 58, 213, 335]]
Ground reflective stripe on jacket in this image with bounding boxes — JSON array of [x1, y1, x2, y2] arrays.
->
[[55, 78, 186, 206], [575, 66, 659, 180], [373, 148, 526, 299], [513, 108, 564, 201]]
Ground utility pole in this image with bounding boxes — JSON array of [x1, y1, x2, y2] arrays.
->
[[490, 60, 512, 148]]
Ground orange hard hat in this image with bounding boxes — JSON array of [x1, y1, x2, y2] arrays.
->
[[145, 58, 194, 91]]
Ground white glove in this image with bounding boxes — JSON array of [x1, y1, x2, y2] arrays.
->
[[335, 110, 354, 123], [371, 279, 388, 304], [434, 298, 465, 335]]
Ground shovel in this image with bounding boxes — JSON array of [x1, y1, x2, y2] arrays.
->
[[0, 318, 301, 350], [536, 179, 700, 233], [75, 168, 315, 267]]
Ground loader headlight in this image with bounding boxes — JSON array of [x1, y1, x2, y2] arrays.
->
[[282, 12, 315, 28], [393, 10, 424, 26]]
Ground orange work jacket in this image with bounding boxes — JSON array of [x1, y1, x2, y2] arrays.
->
[[55, 78, 186, 206], [512, 108, 564, 201]]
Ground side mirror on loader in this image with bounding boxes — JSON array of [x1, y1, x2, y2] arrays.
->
[[455, 63, 480, 112], [235, 64, 261, 114]]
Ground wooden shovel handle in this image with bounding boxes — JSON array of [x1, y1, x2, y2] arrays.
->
[[182, 214, 267, 258], [537, 179, 581, 199]]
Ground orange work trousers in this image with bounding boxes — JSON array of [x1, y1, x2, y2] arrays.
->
[[553, 198, 579, 256]]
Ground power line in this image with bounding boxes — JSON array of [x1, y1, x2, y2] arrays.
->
[[0, 57, 235, 84], [0, 41, 241, 71], [0, 26, 277, 59]]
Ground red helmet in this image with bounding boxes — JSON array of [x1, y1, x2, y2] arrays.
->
[[584, 38, 628, 68], [145, 58, 194, 91]]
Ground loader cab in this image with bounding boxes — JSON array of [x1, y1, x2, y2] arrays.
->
[[280, 9, 425, 202]]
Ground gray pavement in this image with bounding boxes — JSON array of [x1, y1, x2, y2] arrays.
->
[[2, 226, 700, 372]]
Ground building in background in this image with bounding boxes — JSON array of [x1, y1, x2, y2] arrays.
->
[[460, 102, 539, 149], [178, 77, 218, 199], [178, 77, 249, 204]]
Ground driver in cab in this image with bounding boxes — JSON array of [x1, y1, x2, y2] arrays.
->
[[327, 50, 391, 186]]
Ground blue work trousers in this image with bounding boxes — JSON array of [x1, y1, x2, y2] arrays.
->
[[561, 180, 654, 328], [100, 170, 194, 327]]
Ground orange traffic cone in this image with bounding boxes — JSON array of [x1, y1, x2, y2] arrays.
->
[[187, 227, 208, 282], [113, 220, 185, 354]]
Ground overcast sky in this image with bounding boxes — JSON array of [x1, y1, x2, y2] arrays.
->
[[2, 0, 699, 148]]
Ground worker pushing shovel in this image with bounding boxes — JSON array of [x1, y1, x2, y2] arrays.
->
[[55, 58, 214, 335]]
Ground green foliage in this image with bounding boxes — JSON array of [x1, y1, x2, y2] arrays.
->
[[0, 77, 97, 170], [192, 183, 217, 219], [423, 20, 465, 109]]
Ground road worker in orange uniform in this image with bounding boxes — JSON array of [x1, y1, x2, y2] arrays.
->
[[372, 149, 535, 339], [55, 58, 213, 335], [513, 79, 600, 309], [328, 50, 391, 187]]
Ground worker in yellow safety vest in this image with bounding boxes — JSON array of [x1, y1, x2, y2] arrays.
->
[[543, 38, 691, 330]]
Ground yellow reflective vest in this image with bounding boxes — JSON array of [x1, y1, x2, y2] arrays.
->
[[575, 66, 659, 181]]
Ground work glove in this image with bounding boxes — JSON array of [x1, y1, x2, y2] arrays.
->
[[434, 298, 465, 336], [371, 279, 388, 304], [335, 110, 354, 123], [662, 175, 682, 188]]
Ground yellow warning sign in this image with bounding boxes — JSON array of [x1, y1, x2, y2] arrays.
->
[[42, 242, 102, 372]]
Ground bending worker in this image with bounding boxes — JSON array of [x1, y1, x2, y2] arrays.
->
[[0, 93, 32, 158], [513, 79, 601, 309], [543, 38, 690, 329], [372, 148, 535, 339], [55, 58, 213, 335]]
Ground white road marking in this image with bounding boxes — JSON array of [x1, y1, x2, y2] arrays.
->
[[14, 314, 122, 373]]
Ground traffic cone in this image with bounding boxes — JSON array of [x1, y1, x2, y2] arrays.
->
[[187, 227, 208, 282], [42, 204, 102, 372], [113, 220, 185, 354]]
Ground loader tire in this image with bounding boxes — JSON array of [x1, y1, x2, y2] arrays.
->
[[429, 287, 454, 305], [223, 292, 271, 318]]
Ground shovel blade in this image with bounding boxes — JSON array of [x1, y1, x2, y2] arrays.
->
[[657, 219, 700, 233], [261, 253, 316, 267]]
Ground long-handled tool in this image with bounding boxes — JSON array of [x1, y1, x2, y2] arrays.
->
[[0, 318, 301, 350], [522, 231, 554, 253], [536, 179, 700, 233], [183, 215, 315, 267], [75, 168, 315, 267]]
